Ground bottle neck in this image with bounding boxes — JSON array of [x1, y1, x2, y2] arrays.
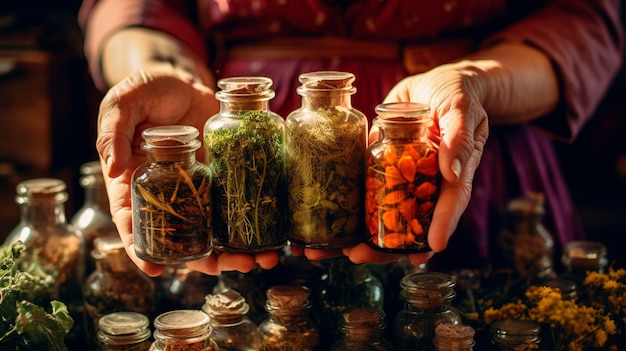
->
[[300, 91, 352, 110], [220, 99, 270, 113], [20, 201, 67, 226], [146, 149, 197, 164], [83, 182, 110, 210]]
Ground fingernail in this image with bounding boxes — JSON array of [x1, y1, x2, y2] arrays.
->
[[451, 158, 462, 181]]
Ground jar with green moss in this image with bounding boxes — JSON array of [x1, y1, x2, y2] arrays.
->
[[285, 71, 367, 249], [203, 77, 287, 252]]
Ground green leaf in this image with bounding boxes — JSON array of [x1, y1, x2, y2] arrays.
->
[[14, 300, 73, 351]]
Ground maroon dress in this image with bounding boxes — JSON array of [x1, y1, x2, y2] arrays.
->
[[78, 0, 624, 270]]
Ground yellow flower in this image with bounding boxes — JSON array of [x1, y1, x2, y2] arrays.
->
[[594, 329, 608, 346]]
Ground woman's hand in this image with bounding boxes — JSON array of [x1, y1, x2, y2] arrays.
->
[[97, 70, 279, 276]]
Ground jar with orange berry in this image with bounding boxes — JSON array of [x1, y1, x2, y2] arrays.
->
[[364, 102, 440, 253]]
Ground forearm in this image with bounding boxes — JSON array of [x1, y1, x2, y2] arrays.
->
[[101, 27, 215, 89], [457, 41, 559, 126]]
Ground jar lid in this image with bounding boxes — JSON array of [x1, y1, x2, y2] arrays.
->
[[15, 178, 68, 205], [99, 311, 150, 336], [142, 125, 200, 146], [265, 285, 311, 311], [297, 71, 356, 91], [490, 319, 541, 337], [400, 272, 456, 308], [339, 306, 385, 329], [154, 310, 211, 337], [542, 277, 578, 300], [562, 240, 607, 260], [203, 288, 250, 316], [79, 160, 104, 188], [215, 76, 275, 102], [91, 236, 125, 260]]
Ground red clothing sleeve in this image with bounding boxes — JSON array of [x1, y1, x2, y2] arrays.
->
[[78, 0, 208, 91], [483, 0, 624, 142]]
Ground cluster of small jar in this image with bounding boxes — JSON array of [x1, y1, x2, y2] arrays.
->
[[130, 72, 441, 268]]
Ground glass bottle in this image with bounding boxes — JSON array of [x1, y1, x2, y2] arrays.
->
[[285, 71, 367, 249], [498, 192, 556, 282], [4, 177, 87, 349], [71, 160, 118, 275], [151, 310, 219, 351], [131, 125, 212, 264], [202, 288, 259, 351], [365, 102, 440, 253], [84, 236, 156, 341], [432, 323, 476, 351], [490, 319, 542, 351], [330, 306, 395, 351], [258, 285, 320, 351], [203, 76, 287, 252], [319, 257, 384, 347], [561, 240, 608, 283], [394, 272, 462, 351], [97, 311, 152, 351], [156, 264, 218, 313]]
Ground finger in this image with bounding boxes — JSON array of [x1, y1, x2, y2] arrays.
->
[[187, 252, 220, 275], [216, 252, 257, 273], [303, 248, 343, 261], [113, 207, 165, 277], [255, 251, 280, 269], [289, 243, 305, 257], [408, 251, 434, 266], [343, 243, 401, 264]]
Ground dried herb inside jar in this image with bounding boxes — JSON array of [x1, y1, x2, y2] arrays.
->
[[204, 110, 286, 251], [286, 106, 365, 247], [133, 164, 212, 261]]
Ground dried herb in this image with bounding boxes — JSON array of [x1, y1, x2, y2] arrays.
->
[[286, 106, 365, 247], [153, 339, 217, 351], [0, 241, 74, 351], [204, 110, 286, 251], [365, 141, 440, 252], [132, 163, 212, 262]]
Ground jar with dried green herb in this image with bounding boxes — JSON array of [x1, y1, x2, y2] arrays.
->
[[131, 125, 212, 264], [97, 311, 152, 351], [365, 102, 440, 253], [258, 285, 320, 351], [84, 236, 156, 342], [150, 310, 219, 351], [285, 71, 367, 249], [203, 76, 287, 252], [4, 177, 87, 349]]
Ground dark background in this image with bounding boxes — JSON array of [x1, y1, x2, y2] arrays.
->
[[0, 1, 624, 268]]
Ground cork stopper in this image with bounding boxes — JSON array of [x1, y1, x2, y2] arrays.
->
[[265, 285, 311, 313], [202, 288, 250, 324]]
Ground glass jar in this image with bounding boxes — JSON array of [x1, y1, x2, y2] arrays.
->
[[542, 277, 578, 300], [319, 257, 384, 347], [203, 76, 287, 252], [4, 177, 87, 349], [498, 193, 556, 282], [432, 323, 476, 351], [330, 306, 394, 351], [151, 310, 219, 351], [71, 160, 118, 275], [285, 71, 367, 249], [131, 125, 212, 264], [561, 240, 608, 283], [202, 288, 259, 351], [394, 272, 462, 351], [365, 102, 440, 253], [258, 285, 320, 351], [97, 312, 152, 351], [157, 264, 218, 313], [84, 236, 156, 340], [490, 319, 542, 351]]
